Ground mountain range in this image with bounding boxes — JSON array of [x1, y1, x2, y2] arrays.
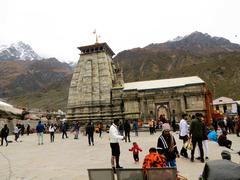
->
[[1, 32, 240, 110], [114, 31, 240, 100], [0, 42, 72, 110], [0, 41, 42, 61]]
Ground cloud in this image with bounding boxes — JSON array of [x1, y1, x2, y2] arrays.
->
[[0, 0, 239, 62]]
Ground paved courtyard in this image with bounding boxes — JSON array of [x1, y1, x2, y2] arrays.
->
[[0, 131, 239, 180]]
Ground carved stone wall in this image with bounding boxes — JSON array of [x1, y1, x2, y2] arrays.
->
[[121, 84, 207, 122], [67, 43, 124, 123], [67, 43, 208, 124]]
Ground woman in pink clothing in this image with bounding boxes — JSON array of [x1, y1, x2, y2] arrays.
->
[[129, 142, 142, 163]]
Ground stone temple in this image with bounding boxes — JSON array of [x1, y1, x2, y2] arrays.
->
[[67, 42, 212, 124]]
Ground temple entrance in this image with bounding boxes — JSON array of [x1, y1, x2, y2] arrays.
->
[[156, 103, 170, 122]]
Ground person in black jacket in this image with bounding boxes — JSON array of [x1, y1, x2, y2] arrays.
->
[[86, 121, 94, 146], [61, 122, 68, 139], [196, 117, 209, 160], [157, 124, 179, 168], [26, 124, 30, 135], [124, 120, 131, 142], [190, 113, 204, 163], [1, 124, 9, 146], [119, 121, 124, 136]]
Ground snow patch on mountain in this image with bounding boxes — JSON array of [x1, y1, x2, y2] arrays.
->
[[0, 41, 42, 61], [170, 36, 184, 42]]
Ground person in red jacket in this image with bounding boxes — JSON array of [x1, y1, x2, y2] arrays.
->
[[129, 142, 142, 163]]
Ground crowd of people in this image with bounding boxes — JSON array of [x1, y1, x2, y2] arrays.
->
[[1, 113, 240, 179], [108, 114, 240, 179]]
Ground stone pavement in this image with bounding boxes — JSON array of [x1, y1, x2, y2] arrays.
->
[[0, 131, 239, 180]]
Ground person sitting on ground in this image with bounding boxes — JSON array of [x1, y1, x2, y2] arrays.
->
[[201, 150, 240, 180], [207, 127, 218, 142], [143, 148, 171, 180], [142, 147, 166, 169], [218, 130, 232, 149]]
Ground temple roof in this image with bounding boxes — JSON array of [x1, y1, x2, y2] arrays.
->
[[213, 97, 236, 105], [78, 43, 115, 56], [123, 76, 205, 91]]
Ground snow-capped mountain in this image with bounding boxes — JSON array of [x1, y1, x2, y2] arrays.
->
[[170, 36, 184, 42], [0, 41, 42, 61]]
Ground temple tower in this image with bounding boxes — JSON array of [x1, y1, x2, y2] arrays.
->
[[67, 42, 124, 123]]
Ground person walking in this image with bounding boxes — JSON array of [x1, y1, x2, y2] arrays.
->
[[49, 123, 56, 142], [152, 119, 156, 133], [21, 124, 25, 136], [189, 113, 204, 163], [129, 142, 142, 163], [0, 124, 9, 146], [98, 122, 103, 138], [36, 121, 45, 145], [86, 121, 94, 146], [171, 110, 177, 132], [157, 124, 179, 168], [124, 120, 131, 142], [14, 124, 20, 142], [119, 121, 124, 136], [133, 120, 139, 136], [74, 122, 80, 139], [197, 117, 209, 160], [148, 119, 153, 135], [26, 124, 30, 135], [212, 118, 218, 132], [61, 122, 68, 139], [236, 116, 240, 137], [179, 114, 189, 158], [227, 116, 234, 134], [109, 119, 125, 172]]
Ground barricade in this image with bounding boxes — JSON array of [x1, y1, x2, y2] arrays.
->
[[88, 167, 178, 180]]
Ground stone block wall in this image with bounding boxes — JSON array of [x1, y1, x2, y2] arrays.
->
[[122, 84, 207, 122], [67, 44, 124, 124]]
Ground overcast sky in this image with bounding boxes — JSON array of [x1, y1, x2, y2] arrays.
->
[[0, 0, 239, 62]]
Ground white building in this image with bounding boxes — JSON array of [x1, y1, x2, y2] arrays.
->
[[213, 97, 239, 114]]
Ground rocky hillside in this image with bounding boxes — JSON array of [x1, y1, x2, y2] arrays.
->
[[2, 32, 240, 110], [0, 41, 73, 110], [114, 32, 240, 99], [0, 58, 72, 110]]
